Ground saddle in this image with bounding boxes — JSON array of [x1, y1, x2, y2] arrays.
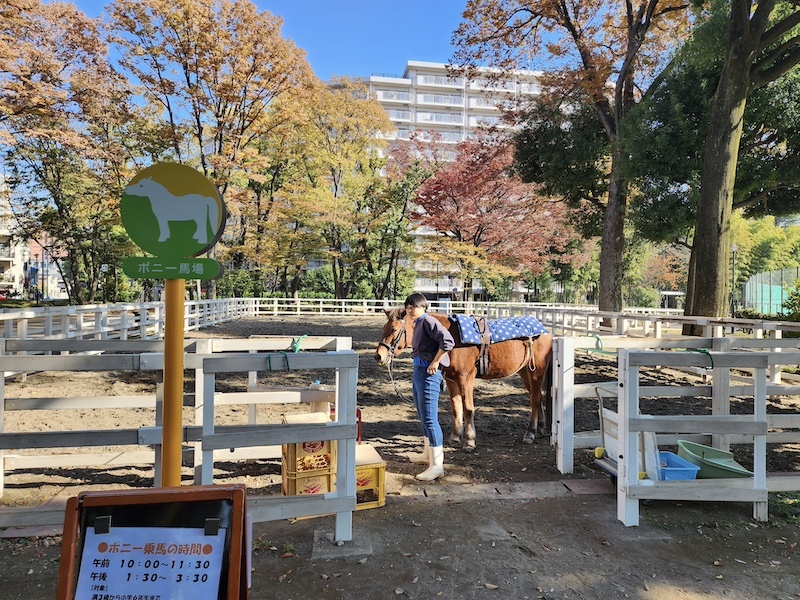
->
[[451, 314, 548, 377]]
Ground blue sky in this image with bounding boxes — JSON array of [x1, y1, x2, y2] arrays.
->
[[70, 1, 466, 81]]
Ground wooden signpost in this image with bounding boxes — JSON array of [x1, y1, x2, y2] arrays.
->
[[56, 485, 248, 600], [120, 162, 226, 487], [54, 165, 240, 598]]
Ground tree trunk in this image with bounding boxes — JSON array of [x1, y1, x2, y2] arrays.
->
[[598, 148, 627, 313], [685, 2, 765, 324]]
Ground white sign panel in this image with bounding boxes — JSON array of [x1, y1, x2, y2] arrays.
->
[[75, 526, 226, 599]]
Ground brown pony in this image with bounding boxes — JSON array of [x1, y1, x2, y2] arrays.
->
[[375, 308, 553, 450]]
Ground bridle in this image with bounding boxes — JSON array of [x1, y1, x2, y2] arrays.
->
[[378, 318, 411, 402], [378, 319, 407, 358]]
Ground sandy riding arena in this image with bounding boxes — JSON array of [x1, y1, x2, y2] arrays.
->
[[1, 314, 798, 599]]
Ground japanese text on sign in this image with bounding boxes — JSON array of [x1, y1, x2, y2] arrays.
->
[[75, 526, 226, 600]]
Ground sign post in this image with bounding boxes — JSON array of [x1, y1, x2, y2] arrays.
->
[[121, 162, 226, 487]]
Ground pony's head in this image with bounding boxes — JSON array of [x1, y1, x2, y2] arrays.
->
[[374, 307, 412, 366]]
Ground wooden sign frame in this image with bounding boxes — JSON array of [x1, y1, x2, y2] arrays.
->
[[56, 485, 247, 600]]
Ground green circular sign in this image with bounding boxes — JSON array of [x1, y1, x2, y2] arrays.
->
[[121, 163, 226, 259]]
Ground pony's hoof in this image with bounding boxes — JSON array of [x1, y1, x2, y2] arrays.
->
[[522, 432, 536, 444]]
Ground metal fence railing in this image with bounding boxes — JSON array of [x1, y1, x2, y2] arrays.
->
[[743, 267, 800, 314]]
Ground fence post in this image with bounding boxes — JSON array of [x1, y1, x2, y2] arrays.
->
[[712, 337, 733, 451], [194, 339, 212, 484], [753, 364, 768, 521], [153, 372, 164, 487], [616, 349, 641, 527], [139, 302, 148, 339], [333, 357, 358, 542], [196, 366, 216, 486], [552, 337, 575, 474]]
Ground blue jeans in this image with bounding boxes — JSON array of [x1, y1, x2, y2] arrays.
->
[[412, 364, 444, 447]]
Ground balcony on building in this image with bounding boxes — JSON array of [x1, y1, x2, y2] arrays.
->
[[0, 242, 13, 260], [416, 92, 464, 108], [469, 78, 517, 93], [416, 111, 463, 126], [375, 89, 412, 105], [468, 96, 503, 111], [414, 73, 464, 89], [385, 108, 412, 123]]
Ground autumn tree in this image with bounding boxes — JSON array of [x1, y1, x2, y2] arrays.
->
[[413, 135, 581, 300], [372, 134, 455, 299], [286, 78, 394, 299], [109, 0, 315, 297], [0, 1, 156, 303], [219, 89, 326, 296], [0, 0, 39, 137], [453, 0, 690, 312], [686, 0, 800, 322]]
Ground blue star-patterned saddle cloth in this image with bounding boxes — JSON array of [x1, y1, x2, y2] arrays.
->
[[449, 314, 548, 345]]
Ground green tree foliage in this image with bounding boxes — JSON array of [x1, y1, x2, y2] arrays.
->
[[624, 8, 800, 247], [109, 0, 315, 297], [514, 93, 609, 238], [687, 0, 800, 321], [286, 78, 395, 299]]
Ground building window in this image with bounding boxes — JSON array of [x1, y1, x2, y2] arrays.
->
[[386, 109, 411, 121], [519, 82, 541, 94]]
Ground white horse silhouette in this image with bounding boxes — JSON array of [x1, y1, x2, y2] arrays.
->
[[125, 177, 219, 244]]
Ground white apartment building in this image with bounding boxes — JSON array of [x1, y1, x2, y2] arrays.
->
[[366, 61, 542, 301], [0, 174, 66, 301], [0, 176, 27, 298], [366, 60, 541, 146]]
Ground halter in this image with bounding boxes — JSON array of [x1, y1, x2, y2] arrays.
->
[[378, 319, 411, 402], [378, 320, 407, 358]]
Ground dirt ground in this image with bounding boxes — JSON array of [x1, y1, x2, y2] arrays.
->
[[0, 314, 798, 599]]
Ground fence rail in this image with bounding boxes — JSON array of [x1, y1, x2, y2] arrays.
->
[[0, 335, 358, 540], [5, 298, 800, 344]]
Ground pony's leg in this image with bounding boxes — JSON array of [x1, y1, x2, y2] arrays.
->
[[445, 379, 464, 447], [462, 374, 478, 451], [519, 369, 544, 444]]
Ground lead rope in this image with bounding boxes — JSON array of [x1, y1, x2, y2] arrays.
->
[[387, 356, 412, 403], [384, 321, 413, 403]]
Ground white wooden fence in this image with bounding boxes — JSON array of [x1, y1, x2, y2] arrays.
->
[[552, 334, 800, 473], [616, 350, 778, 526], [551, 335, 800, 525], [0, 335, 360, 541], [3, 298, 800, 532], [5, 297, 800, 342]]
